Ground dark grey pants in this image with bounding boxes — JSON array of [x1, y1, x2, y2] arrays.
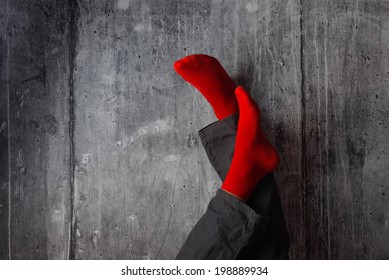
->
[[176, 113, 289, 259]]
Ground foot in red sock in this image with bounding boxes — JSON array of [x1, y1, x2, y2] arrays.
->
[[222, 86, 279, 201], [173, 54, 238, 120]]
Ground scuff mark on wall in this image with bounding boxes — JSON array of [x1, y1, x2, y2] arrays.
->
[[134, 24, 145, 32], [126, 117, 174, 146], [164, 154, 180, 162], [246, 2, 259, 13], [80, 154, 91, 166], [117, 0, 130, 10]]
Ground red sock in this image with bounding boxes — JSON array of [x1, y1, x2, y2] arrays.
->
[[222, 86, 279, 201], [173, 54, 239, 120]]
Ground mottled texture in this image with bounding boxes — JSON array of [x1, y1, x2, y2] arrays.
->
[[0, 0, 72, 259], [301, 0, 389, 259], [0, 0, 388, 259]]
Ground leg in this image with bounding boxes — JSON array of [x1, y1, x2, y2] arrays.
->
[[199, 113, 289, 259], [176, 113, 289, 259]]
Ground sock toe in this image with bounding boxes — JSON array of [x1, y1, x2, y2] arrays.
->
[[173, 59, 187, 73]]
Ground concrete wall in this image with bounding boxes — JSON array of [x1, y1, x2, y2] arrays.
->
[[0, 0, 388, 259]]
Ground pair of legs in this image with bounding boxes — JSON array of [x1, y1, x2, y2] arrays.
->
[[174, 54, 278, 202], [173, 55, 289, 259]]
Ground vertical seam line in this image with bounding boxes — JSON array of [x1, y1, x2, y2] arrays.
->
[[6, 0, 12, 261], [68, 0, 79, 260]]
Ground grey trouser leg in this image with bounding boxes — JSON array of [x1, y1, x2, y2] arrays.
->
[[176, 113, 289, 259]]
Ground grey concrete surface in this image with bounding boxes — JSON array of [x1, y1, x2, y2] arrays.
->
[[0, 0, 388, 259]]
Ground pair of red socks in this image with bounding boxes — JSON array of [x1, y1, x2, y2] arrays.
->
[[174, 54, 279, 201]]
